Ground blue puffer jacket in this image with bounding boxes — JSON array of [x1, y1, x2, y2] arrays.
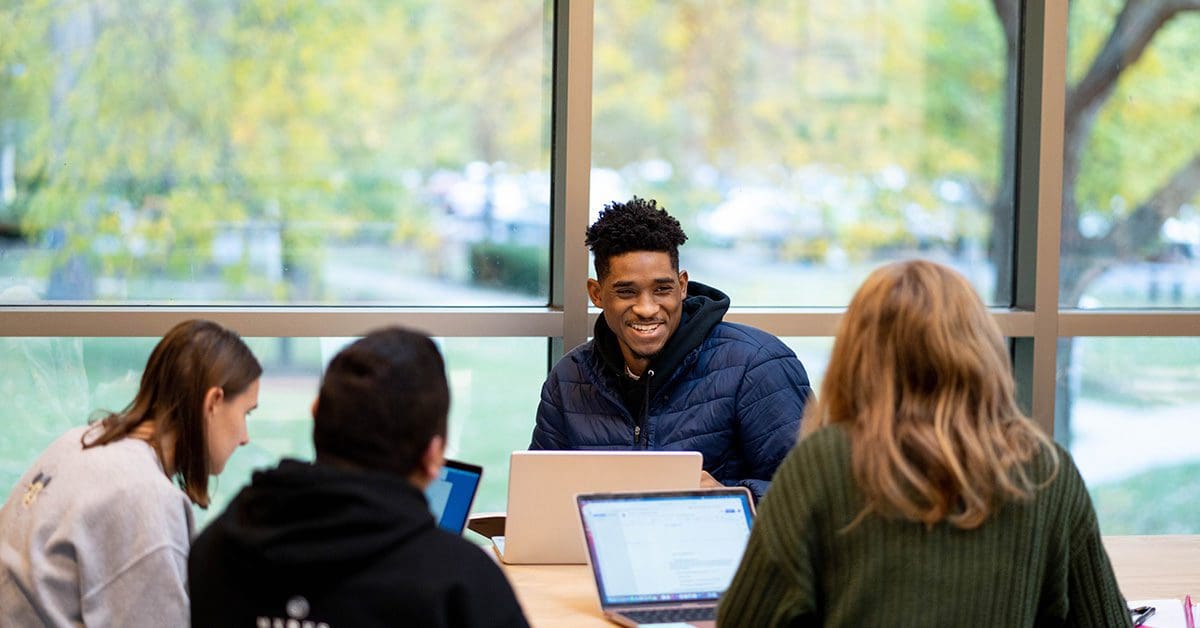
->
[[530, 282, 812, 500]]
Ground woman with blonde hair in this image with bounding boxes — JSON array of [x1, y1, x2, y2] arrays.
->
[[0, 319, 262, 626], [718, 260, 1130, 626]]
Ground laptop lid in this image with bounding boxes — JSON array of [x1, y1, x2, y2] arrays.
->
[[425, 459, 483, 534], [576, 488, 755, 612], [499, 450, 703, 564]]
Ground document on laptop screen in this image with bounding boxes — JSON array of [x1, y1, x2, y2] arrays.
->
[[581, 494, 753, 604]]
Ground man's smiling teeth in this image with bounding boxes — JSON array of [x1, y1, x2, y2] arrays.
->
[[630, 322, 661, 333]]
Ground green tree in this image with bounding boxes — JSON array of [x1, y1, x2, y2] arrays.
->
[[1, 0, 549, 302], [591, 1, 1008, 256]]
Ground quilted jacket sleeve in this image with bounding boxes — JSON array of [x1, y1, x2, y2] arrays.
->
[[731, 346, 811, 500], [530, 368, 569, 450]]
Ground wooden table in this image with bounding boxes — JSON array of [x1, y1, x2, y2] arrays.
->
[[501, 563, 607, 627], [1104, 535, 1200, 600], [500, 535, 1200, 627]]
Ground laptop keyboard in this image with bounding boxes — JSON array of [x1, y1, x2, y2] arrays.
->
[[620, 606, 716, 624]]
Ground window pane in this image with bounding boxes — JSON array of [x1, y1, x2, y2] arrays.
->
[[1061, 5, 1200, 308], [780, 337, 833, 394], [1057, 337, 1200, 534], [0, 3, 551, 305], [592, 1, 1013, 306], [0, 336, 543, 527], [439, 338, 543, 516]]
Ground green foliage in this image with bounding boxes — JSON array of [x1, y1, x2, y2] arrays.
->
[[1066, 0, 1123, 84], [591, 0, 1007, 252], [838, 221, 907, 261], [1076, 337, 1200, 407], [922, 1, 1005, 188], [2, 0, 550, 300], [1071, 10, 1200, 223], [776, 235, 828, 264], [1093, 462, 1200, 534], [468, 241, 547, 296]]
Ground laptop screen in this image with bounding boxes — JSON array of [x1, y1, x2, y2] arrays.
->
[[577, 489, 755, 606], [425, 459, 483, 534]]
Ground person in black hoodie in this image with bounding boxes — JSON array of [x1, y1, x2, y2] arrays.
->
[[530, 197, 813, 501], [189, 328, 528, 628]]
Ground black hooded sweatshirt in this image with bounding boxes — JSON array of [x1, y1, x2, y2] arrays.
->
[[594, 281, 730, 444], [189, 460, 528, 628]]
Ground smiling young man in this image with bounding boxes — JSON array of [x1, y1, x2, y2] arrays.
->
[[530, 197, 812, 500]]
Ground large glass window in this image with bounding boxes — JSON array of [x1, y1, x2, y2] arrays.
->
[[592, 1, 1014, 305], [3, 1, 1198, 545], [1058, 337, 1200, 534], [0, 2, 552, 305], [0, 336, 543, 526], [1061, 4, 1200, 309]]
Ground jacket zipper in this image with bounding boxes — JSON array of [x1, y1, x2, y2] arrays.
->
[[635, 369, 654, 447]]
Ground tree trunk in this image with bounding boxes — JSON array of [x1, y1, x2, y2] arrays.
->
[[45, 2, 98, 301], [1054, 337, 1076, 445], [989, 0, 1019, 301]]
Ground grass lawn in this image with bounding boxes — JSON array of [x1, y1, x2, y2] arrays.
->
[[1091, 462, 1200, 535]]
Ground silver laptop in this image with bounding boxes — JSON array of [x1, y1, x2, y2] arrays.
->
[[492, 450, 703, 564], [576, 488, 756, 627]]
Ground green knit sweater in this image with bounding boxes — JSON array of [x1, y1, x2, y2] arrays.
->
[[717, 425, 1131, 627]]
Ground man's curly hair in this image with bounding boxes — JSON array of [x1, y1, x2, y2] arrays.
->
[[586, 197, 688, 280]]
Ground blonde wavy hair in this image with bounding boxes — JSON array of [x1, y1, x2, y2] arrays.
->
[[803, 260, 1058, 530]]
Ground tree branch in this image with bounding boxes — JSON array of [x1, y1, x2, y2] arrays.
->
[[486, 9, 543, 63], [1102, 151, 1200, 257], [992, 0, 1019, 51], [1066, 0, 1200, 127], [1165, 0, 1200, 13], [1062, 259, 1117, 307]]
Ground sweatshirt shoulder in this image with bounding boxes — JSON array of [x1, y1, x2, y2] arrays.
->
[[72, 439, 191, 531]]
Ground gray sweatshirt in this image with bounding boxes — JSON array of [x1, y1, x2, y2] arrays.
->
[[0, 425, 194, 627]]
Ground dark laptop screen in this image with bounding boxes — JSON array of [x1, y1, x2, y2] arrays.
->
[[425, 459, 483, 534]]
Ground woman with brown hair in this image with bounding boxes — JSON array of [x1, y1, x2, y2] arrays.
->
[[718, 260, 1130, 626], [0, 319, 262, 627]]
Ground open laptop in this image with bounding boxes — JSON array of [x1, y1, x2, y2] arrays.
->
[[492, 450, 703, 564], [425, 459, 483, 534], [576, 488, 755, 627]]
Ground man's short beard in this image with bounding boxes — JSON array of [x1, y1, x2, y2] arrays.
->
[[629, 347, 660, 363]]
